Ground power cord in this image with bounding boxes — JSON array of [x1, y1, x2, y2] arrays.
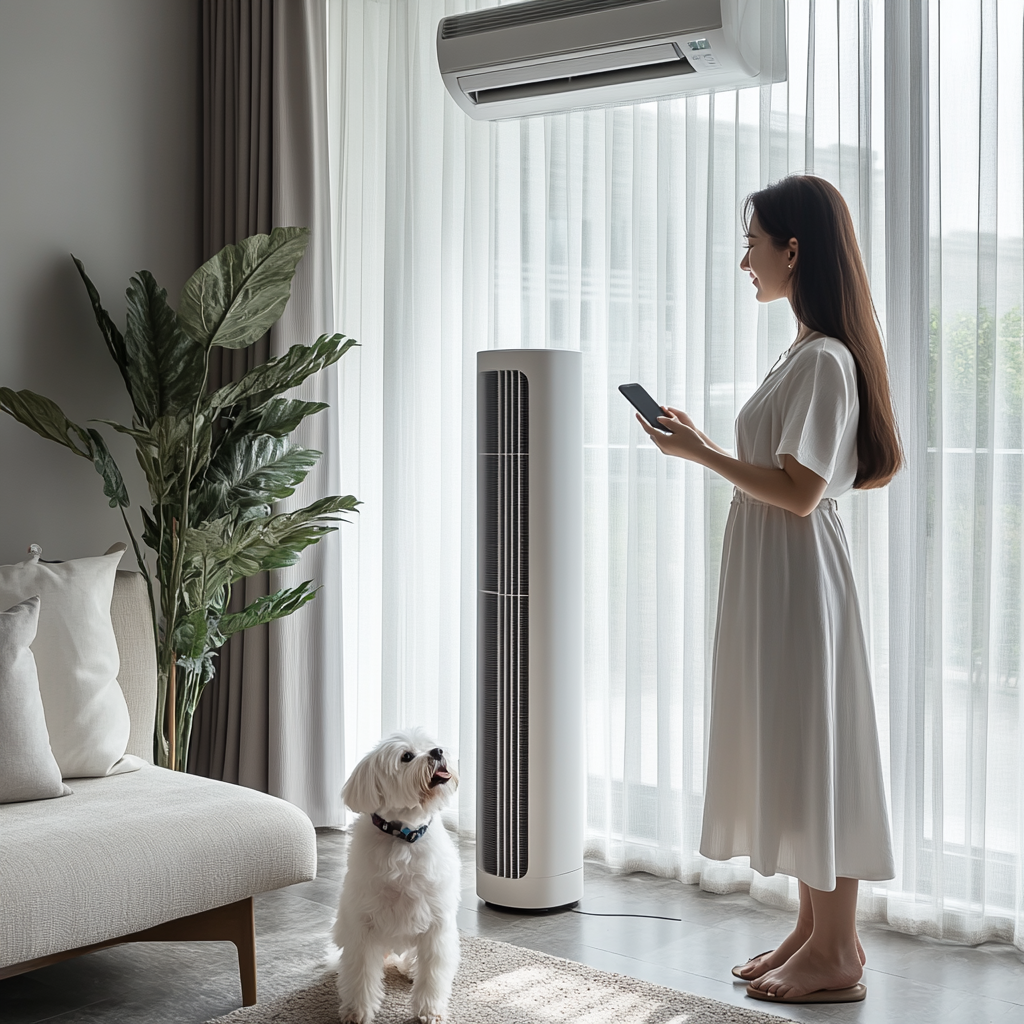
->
[[572, 909, 684, 922]]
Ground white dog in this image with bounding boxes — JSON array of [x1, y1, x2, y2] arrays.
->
[[332, 729, 461, 1024]]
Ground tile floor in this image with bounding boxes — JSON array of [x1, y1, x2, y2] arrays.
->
[[3, 829, 1023, 1024]]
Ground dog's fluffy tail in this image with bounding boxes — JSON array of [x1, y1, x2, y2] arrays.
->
[[384, 950, 417, 979]]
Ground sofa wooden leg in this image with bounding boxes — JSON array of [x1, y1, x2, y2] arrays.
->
[[0, 896, 259, 1007], [232, 897, 258, 1006], [164, 896, 257, 1006]]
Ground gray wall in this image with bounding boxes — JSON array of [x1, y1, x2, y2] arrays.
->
[[0, 0, 200, 566]]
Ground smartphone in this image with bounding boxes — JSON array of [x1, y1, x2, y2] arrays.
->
[[619, 383, 672, 433]]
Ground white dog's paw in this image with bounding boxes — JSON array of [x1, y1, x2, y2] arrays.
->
[[411, 1001, 448, 1023], [338, 1005, 374, 1024]]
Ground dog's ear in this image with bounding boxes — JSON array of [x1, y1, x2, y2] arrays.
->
[[342, 752, 383, 815]]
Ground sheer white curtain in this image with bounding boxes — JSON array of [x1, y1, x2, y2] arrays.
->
[[326, 0, 1024, 948], [883, 0, 1024, 947]]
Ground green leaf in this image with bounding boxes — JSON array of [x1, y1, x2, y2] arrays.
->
[[196, 436, 321, 520], [177, 227, 310, 351], [207, 334, 357, 412], [172, 606, 212, 660], [256, 398, 328, 435], [0, 390, 130, 510], [0, 388, 93, 457], [149, 414, 214, 499], [92, 417, 153, 442], [246, 495, 359, 573], [209, 398, 328, 461], [218, 582, 318, 638], [224, 395, 327, 436], [124, 271, 206, 423], [183, 494, 359, 588], [177, 652, 218, 715], [85, 428, 130, 508], [140, 505, 160, 552], [72, 257, 134, 401]]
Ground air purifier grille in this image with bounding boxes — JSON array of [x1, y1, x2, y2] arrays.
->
[[480, 369, 530, 879]]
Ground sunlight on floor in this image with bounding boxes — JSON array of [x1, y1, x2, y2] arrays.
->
[[469, 963, 690, 1023]]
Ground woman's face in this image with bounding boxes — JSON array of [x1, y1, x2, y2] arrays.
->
[[740, 212, 797, 303]]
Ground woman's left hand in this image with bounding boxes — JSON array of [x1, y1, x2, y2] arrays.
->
[[636, 409, 708, 462]]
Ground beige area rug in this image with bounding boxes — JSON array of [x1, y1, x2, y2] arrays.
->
[[208, 934, 788, 1024]]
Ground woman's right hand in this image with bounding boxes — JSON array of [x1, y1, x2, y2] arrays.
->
[[666, 406, 698, 432], [638, 410, 709, 463], [663, 407, 731, 458]]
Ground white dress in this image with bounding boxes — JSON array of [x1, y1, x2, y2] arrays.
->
[[698, 335, 895, 892]]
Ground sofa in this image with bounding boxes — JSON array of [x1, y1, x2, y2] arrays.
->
[[0, 570, 318, 1006]]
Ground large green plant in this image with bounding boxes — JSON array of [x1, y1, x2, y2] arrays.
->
[[0, 228, 357, 769]]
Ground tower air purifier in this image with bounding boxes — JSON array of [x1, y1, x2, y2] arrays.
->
[[476, 348, 584, 910]]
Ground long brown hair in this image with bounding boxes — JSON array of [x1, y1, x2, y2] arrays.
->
[[744, 175, 902, 489]]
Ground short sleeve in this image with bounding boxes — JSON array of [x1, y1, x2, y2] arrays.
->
[[775, 345, 857, 482]]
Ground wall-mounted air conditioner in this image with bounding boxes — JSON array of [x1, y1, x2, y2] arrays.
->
[[438, 0, 787, 121], [477, 349, 583, 910]]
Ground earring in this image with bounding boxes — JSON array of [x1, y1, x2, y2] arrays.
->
[[788, 264, 793, 269]]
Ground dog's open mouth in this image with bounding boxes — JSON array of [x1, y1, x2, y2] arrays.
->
[[429, 767, 451, 788]]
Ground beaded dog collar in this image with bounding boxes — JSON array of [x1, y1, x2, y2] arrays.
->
[[371, 812, 429, 844]]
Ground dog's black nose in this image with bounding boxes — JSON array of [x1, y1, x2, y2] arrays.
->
[[429, 747, 444, 761]]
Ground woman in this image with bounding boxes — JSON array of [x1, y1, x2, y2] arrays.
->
[[637, 175, 901, 1005]]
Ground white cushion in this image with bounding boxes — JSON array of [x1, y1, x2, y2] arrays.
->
[[0, 597, 71, 804], [0, 544, 130, 778], [110, 570, 158, 762]]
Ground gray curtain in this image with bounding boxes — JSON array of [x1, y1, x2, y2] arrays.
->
[[189, 0, 345, 826], [189, 0, 274, 790], [266, 0, 344, 825]]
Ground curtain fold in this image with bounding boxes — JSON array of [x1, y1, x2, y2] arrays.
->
[[191, 0, 345, 827], [881, 0, 932, 934], [267, 0, 345, 826], [189, 0, 274, 790], [328, 0, 1024, 947]]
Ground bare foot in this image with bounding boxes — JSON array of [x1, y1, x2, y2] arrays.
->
[[748, 939, 863, 999], [737, 924, 811, 980], [740, 929, 866, 981]]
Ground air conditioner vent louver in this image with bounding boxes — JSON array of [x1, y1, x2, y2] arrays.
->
[[441, 0, 654, 40], [480, 369, 530, 880], [469, 54, 692, 105]]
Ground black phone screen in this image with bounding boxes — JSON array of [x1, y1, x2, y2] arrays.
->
[[619, 383, 671, 433]]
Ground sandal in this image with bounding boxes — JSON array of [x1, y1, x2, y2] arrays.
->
[[746, 983, 867, 1004], [731, 950, 774, 980]]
